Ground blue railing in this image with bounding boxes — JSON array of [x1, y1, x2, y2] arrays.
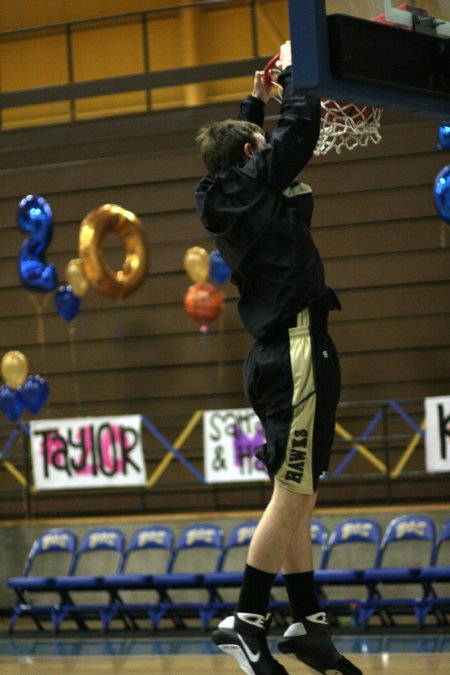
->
[[0, 398, 433, 519], [0, 0, 270, 128]]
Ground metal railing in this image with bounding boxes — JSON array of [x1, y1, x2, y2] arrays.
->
[[0, 0, 280, 129], [0, 398, 441, 520]]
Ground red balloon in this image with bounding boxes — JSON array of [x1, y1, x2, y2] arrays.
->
[[184, 282, 222, 328]]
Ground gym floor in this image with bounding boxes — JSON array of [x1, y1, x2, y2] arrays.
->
[[1, 634, 449, 674]]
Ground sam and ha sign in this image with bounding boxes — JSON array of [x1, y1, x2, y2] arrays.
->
[[30, 415, 146, 490], [203, 408, 269, 483]]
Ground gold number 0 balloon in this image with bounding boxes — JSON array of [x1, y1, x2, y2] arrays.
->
[[79, 204, 149, 299]]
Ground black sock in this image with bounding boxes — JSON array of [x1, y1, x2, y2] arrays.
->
[[237, 564, 276, 617], [283, 570, 321, 622]]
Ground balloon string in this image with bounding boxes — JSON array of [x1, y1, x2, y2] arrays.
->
[[115, 298, 130, 413], [28, 292, 49, 347], [217, 293, 226, 400], [28, 293, 51, 389], [440, 222, 448, 249], [27, 292, 54, 415], [115, 297, 125, 339], [68, 321, 82, 416], [201, 328, 209, 351]]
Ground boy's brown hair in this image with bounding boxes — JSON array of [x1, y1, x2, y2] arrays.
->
[[196, 119, 263, 178]]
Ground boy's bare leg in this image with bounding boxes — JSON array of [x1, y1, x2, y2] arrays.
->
[[246, 482, 317, 574]]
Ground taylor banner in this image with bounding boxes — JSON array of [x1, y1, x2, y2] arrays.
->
[[30, 415, 147, 490], [203, 408, 269, 483], [424, 395, 450, 473]]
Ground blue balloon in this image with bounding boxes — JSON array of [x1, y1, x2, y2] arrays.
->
[[0, 385, 24, 422], [18, 241, 58, 292], [17, 195, 57, 292], [17, 194, 53, 236], [437, 122, 450, 151], [434, 165, 450, 224], [21, 375, 50, 415], [54, 285, 81, 321], [210, 250, 231, 284]]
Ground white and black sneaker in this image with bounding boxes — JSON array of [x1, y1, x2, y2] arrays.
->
[[278, 612, 363, 675], [212, 612, 289, 675]]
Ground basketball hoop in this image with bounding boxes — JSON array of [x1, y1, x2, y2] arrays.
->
[[263, 54, 383, 156], [263, 54, 283, 103]]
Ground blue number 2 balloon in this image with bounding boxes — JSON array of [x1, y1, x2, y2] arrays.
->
[[17, 194, 58, 292]]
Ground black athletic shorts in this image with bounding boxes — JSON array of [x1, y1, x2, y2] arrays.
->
[[243, 305, 341, 494]]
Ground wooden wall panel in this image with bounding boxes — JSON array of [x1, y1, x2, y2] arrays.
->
[[0, 102, 449, 518]]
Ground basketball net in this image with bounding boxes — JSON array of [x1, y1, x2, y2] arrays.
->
[[263, 55, 383, 156], [316, 100, 383, 155]]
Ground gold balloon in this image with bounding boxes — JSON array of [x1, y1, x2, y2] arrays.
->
[[1, 351, 29, 388], [183, 246, 210, 283], [66, 258, 89, 297], [79, 204, 149, 299]]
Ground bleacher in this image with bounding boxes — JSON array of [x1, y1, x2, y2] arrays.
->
[[7, 515, 450, 634]]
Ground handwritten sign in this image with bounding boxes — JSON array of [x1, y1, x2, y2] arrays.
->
[[425, 396, 450, 473], [30, 415, 146, 490], [203, 408, 269, 483]]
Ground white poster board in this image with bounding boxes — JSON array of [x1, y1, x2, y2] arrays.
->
[[203, 408, 269, 483], [30, 415, 146, 490], [424, 396, 450, 473]]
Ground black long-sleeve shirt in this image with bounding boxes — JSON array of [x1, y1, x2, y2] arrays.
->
[[194, 68, 340, 340]]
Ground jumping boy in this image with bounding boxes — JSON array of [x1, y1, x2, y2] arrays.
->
[[194, 41, 363, 675]]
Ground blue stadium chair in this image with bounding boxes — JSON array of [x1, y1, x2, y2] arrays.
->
[[310, 519, 329, 569], [152, 524, 224, 631], [315, 518, 381, 628], [118, 526, 174, 575], [7, 528, 77, 633], [103, 525, 174, 630], [53, 527, 125, 632], [218, 522, 258, 570], [430, 518, 450, 567], [363, 514, 437, 627], [321, 518, 381, 569], [420, 518, 450, 625], [204, 521, 258, 621]]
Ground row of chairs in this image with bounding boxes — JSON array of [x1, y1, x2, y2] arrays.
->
[[310, 515, 450, 629], [7, 514, 450, 633]]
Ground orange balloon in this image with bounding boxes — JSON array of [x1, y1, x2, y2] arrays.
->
[[183, 246, 210, 283], [184, 282, 222, 328]]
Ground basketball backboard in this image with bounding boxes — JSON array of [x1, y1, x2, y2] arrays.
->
[[381, 1, 450, 36], [288, 0, 450, 118]]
